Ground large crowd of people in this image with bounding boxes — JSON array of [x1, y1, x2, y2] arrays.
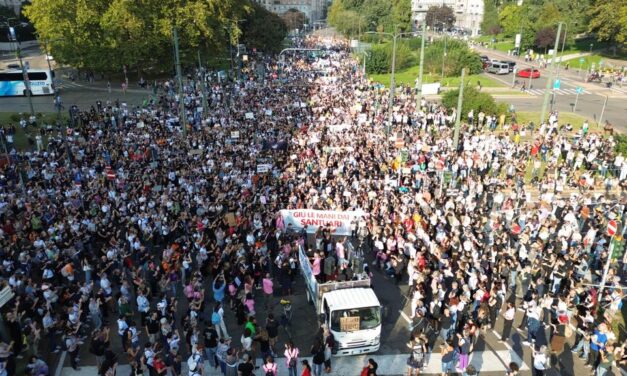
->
[[0, 33, 625, 376]]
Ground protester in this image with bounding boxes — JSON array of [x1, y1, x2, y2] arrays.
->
[[0, 31, 624, 376]]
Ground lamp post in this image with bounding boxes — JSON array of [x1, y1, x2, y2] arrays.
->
[[556, 21, 576, 77], [365, 30, 415, 136], [1, 17, 34, 116], [172, 26, 186, 136], [540, 22, 563, 125]]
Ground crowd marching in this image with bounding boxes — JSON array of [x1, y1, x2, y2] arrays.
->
[[0, 33, 625, 376]]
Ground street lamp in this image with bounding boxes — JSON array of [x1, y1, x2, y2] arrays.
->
[[556, 21, 576, 77], [0, 17, 34, 116], [365, 29, 414, 135]]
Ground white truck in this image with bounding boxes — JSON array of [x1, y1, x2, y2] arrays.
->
[[298, 245, 382, 356]]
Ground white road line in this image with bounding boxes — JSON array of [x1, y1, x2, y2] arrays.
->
[[62, 351, 530, 375], [54, 351, 67, 376], [399, 309, 412, 324]]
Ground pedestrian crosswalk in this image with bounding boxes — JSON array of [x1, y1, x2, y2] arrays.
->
[[61, 350, 528, 375], [524, 88, 590, 96]]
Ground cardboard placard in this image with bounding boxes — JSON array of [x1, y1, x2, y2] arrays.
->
[[225, 212, 236, 227], [231, 131, 240, 139], [340, 316, 360, 332], [245, 112, 254, 119]]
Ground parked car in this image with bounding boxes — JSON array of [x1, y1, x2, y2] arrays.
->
[[516, 68, 541, 78], [503, 61, 516, 72], [487, 61, 509, 75]]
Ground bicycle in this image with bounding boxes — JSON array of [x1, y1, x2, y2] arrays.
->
[[280, 299, 293, 339]]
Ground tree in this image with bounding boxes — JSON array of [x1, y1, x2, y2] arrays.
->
[[588, 0, 627, 49], [390, 0, 412, 32], [535, 27, 556, 52], [480, 0, 501, 35], [24, 0, 250, 73], [424, 5, 455, 29], [282, 9, 305, 31], [442, 86, 500, 116], [241, 3, 286, 54]]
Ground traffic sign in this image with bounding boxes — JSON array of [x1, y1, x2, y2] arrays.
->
[[553, 79, 561, 90], [611, 235, 624, 259], [579, 57, 585, 64], [607, 219, 618, 236], [576, 87, 583, 94]]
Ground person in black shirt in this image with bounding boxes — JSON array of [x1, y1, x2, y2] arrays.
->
[[238, 353, 255, 376], [204, 323, 219, 368]]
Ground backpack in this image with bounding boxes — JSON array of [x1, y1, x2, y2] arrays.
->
[[211, 311, 221, 325]]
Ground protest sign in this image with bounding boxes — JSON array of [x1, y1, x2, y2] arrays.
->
[[278, 209, 364, 235]]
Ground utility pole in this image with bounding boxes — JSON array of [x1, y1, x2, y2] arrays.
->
[[453, 68, 465, 149], [416, 22, 426, 99], [388, 34, 397, 136], [540, 22, 562, 125], [172, 27, 187, 136], [197, 50, 209, 119]]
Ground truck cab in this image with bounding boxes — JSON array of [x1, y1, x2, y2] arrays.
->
[[322, 288, 381, 355], [299, 245, 381, 356]]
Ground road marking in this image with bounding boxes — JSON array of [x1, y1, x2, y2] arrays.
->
[[62, 351, 529, 375], [491, 329, 513, 350], [399, 309, 412, 324], [54, 351, 66, 376]]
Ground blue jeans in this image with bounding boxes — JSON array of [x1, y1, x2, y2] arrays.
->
[[572, 339, 589, 359], [441, 360, 454, 374], [527, 318, 540, 342], [313, 362, 323, 376], [205, 347, 217, 368], [288, 364, 298, 376]]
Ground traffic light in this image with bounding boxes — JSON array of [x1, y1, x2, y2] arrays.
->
[[611, 235, 625, 260]]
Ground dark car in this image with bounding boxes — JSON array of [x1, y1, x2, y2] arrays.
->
[[503, 61, 516, 72], [480, 55, 489, 63]]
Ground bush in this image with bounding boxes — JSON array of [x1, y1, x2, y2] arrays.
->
[[616, 134, 627, 157], [422, 40, 483, 77], [365, 42, 415, 74], [442, 86, 500, 115]]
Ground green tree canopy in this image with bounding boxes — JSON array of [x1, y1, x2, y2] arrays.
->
[[24, 0, 257, 73], [442, 86, 500, 116], [587, 0, 627, 49]]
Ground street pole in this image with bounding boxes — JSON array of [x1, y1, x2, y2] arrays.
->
[[441, 33, 447, 81], [416, 22, 426, 98], [453, 68, 465, 149], [388, 35, 398, 136], [528, 65, 533, 90], [197, 50, 209, 119], [10, 29, 35, 117], [556, 22, 568, 77], [172, 26, 187, 136], [540, 22, 562, 125], [598, 95, 609, 126]]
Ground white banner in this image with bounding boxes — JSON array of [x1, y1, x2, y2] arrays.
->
[[257, 163, 272, 173], [279, 209, 364, 235]]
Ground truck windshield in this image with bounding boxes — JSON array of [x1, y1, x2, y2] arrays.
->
[[330, 306, 381, 332]]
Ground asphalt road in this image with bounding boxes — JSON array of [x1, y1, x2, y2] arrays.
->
[[477, 48, 627, 132]]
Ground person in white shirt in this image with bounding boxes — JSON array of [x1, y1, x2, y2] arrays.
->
[[501, 302, 516, 342], [532, 345, 548, 376]]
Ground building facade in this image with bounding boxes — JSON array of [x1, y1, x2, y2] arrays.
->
[[411, 0, 484, 36], [255, 0, 326, 26]]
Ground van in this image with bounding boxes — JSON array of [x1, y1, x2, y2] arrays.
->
[[488, 62, 509, 75]]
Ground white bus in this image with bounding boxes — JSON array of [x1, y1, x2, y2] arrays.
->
[[0, 69, 55, 96]]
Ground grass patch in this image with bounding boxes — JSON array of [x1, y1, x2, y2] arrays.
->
[[0, 112, 68, 150], [369, 65, 505, 88], [562, 54, 625, 71], [512, 111, 590, 128]]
